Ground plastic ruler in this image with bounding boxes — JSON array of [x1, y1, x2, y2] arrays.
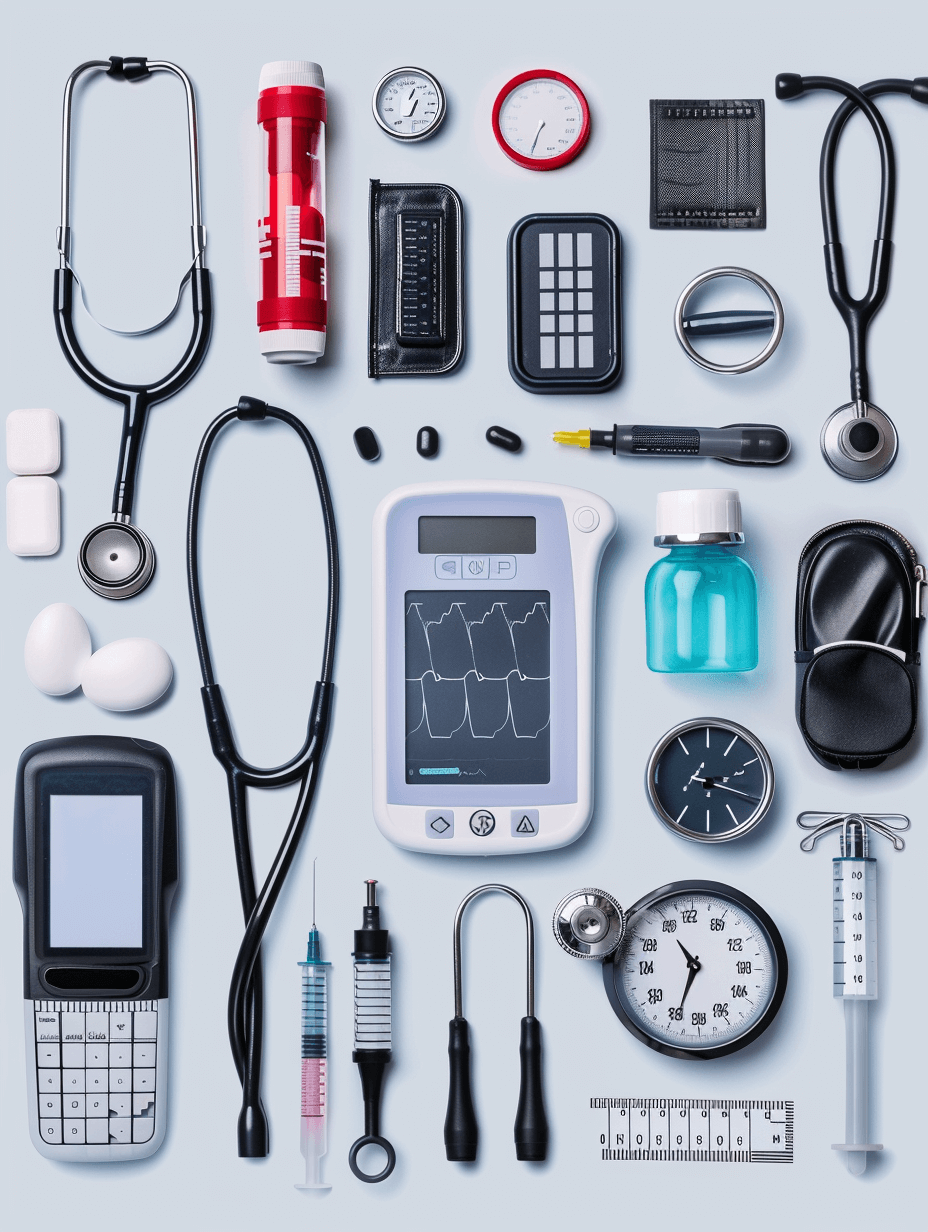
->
[[591, 1098, 793, 1163]]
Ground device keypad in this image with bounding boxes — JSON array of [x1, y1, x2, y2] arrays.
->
[[33, 1000, 158, 1146]]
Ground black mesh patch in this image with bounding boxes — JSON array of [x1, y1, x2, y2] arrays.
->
[[650, 100, 766, 230]]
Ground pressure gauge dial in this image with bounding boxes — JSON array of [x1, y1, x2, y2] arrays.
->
[[603, 881, 788, 1060], [373, 67, 446, 142], [492, 70, 591, 170], [646, 718, 774, 844]]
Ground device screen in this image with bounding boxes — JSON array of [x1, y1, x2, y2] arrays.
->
[[48, 794, 144, 949], [405, 590, 550, 785], [418, 516, 536, 555]]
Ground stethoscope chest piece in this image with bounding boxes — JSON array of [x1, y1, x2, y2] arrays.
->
[[552, 889, 625, 959], [821, 401, 898, 482], [78, 520, 155, 599]]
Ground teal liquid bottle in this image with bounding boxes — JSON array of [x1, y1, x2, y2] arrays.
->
[[645, 488, 758, 673]]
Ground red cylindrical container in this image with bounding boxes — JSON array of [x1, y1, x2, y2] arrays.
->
[[257, 61, 327, 364]]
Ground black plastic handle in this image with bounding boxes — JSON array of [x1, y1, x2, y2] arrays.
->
[[444, 1017, 478, 1161], [514, 1016, 548, 1161]]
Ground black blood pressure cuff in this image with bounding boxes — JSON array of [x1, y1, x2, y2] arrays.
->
[[368, 179, 465, 377], [650, 100, 766, 229]]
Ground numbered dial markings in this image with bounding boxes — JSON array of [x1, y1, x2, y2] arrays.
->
[[606, 883, 787, 1059], [493, 71, 591, 169], [373, 68, 446, 141], [647, 719, 774, 843]]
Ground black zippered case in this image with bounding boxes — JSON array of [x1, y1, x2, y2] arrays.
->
[[795, 520, 925, 769]]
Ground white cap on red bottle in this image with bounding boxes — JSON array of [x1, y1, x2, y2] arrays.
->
[[258, 61, 325, 92], [655, 488, 744, 546]]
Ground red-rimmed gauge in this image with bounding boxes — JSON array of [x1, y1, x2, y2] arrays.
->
[[492, 70, 591, 170]]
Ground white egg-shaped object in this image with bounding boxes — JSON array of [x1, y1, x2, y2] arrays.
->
[[24, 603, 92, 695], [80, 638, 174, 712]]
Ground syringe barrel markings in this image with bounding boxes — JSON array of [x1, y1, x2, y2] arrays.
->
[[833, 857, 878, 1000]]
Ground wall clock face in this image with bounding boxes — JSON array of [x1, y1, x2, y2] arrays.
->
[[646, 718, 774, 843]]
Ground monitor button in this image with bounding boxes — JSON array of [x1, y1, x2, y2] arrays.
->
[[489, 555, 517, 579], [426, 810, 454, 839], [463, 556, 490, 579], [469, 810, 496, 836], [573, 506, 600, 532], [435, 555, 462, 579], [511, 810, 540, 837]]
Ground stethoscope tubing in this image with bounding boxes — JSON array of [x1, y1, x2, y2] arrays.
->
[[185, 398, 339, 1156]]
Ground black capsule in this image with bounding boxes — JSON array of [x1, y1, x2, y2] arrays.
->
[[353, 426, 381, 462], [486, 424, 522, 453], [417, 425, 439, 458]]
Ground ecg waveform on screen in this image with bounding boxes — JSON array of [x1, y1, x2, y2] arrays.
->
[[405, 597, 550, 742]]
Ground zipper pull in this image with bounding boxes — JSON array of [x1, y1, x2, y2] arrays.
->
[[916, 564, 926, 620]]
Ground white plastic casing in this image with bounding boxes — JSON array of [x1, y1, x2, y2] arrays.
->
[[655, 487, 742, 540], [25, 999, 168, 1161], [372, 481, 616, 855], [7, 409, 61, 475], [7, 476, 60, 555]]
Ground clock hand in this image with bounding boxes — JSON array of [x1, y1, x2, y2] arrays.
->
[[676, 939, 699, 967], [529, 120, 545, 154], [693, 777, 762, 804], [675, 939, 702, 1009], [402, 91, 419, 118]]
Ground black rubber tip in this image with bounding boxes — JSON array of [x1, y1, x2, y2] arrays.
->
[[237, 1100, 269, 1157], [353, 426, 381, 462], [775, 73, 805, 100], [486, 425, 522, 453], [417, 425, 439, 458], [911, 77, 928, 105], [236, 395, 268, 420]]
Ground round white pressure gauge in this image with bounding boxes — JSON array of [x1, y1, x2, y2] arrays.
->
[[373, 67, 446, 142], [492, 70, 591, 169], [604, 881, 788, 1059]]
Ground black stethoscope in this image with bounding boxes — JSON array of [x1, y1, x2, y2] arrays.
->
[[777, 73, 928, 481], [186, 397, 339, 1158], [56, 57, 212, 597]]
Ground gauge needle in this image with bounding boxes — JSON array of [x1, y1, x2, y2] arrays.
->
[[529, 120, 545, 154], [693, 777, 761, 804], [676, 940, 702, 1009], [402, 91, 418, 118]]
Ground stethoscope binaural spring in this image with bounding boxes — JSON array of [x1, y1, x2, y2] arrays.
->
[[56, 57, 212, 597]]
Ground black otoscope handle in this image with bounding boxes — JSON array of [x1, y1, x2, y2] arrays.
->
[[514, 1016, 548, 1162], [444, 1016, 479, 1161]]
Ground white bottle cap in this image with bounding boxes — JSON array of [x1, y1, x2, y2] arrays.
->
[[655, 488, 743, 546], [259, 61, 325, 92]]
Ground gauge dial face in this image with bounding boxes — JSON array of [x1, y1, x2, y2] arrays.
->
[[492, 71, 591, 169], [646, 719, 774, 843], [605, 882, 787, 1059], [373, 67, 446, 141]]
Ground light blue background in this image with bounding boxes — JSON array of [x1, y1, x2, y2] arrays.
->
[[1, 1, 926, 1228]]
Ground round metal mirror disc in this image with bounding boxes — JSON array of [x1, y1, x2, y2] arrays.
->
[[553, 888, 625, 959], [821, 402, 898, 482], [79, 522, 156, 599]]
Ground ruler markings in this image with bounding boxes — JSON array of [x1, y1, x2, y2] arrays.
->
[[591, 1098, 793, 1163]]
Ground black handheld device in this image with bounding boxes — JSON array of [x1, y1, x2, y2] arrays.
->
[[13, 736, 178, 1161]]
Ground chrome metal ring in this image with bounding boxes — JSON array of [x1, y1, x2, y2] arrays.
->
[[674, 267, 784, 374]]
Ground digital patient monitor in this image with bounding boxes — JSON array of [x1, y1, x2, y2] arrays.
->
[[373, 481, 615, 854]]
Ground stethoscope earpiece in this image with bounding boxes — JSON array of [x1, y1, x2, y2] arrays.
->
[[78, 521, 156, 600], [821, 401, 898, 482]]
